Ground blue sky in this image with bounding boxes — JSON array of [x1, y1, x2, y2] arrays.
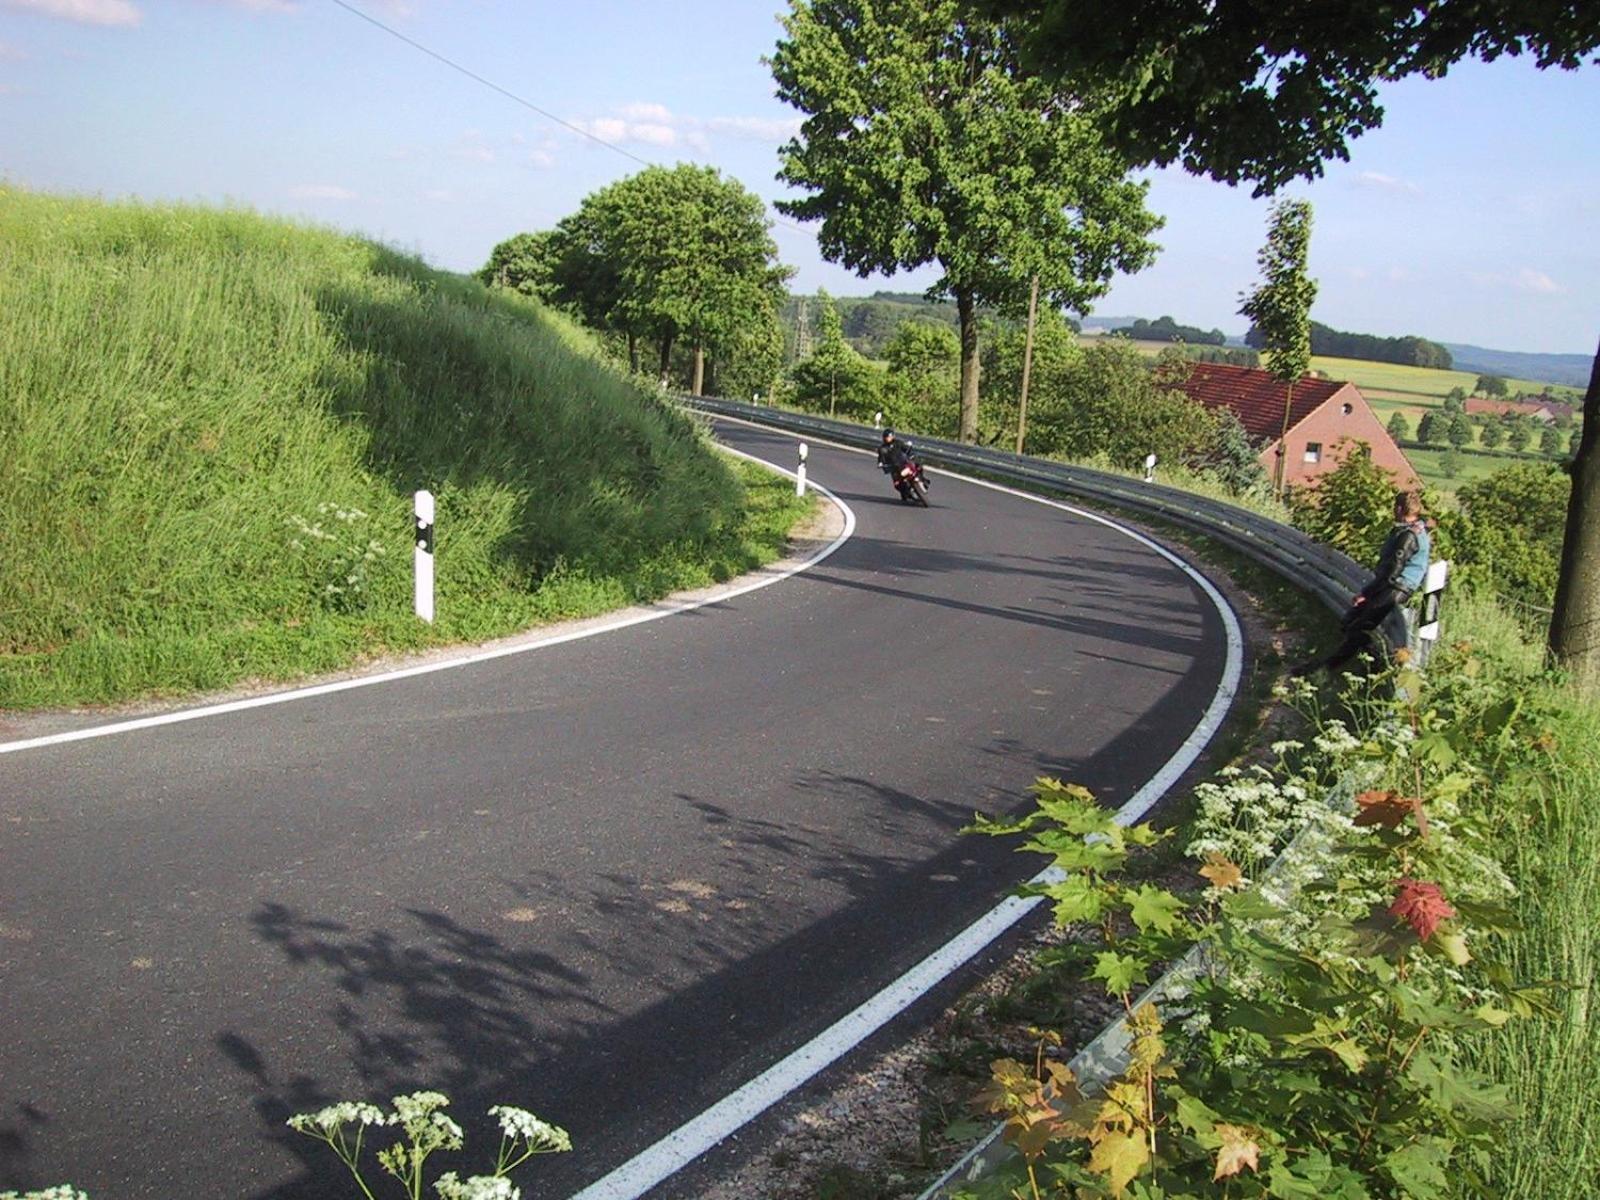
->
[[2, 0, 1596, 355]]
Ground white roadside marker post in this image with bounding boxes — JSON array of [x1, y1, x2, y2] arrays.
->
[[874, 410, 884, 430], [1144, 452, 1157, 483], [1416, 559, 1449, 667], [414, 489, 435, 623], [796, 443, 809, 498]]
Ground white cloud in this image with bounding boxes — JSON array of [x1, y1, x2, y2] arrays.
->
[[628, 122, 677, 147], [2, 0, 141, 26], [617, 101, 672, 123], [220, 0, 299, 12], [706, 115, 804, 143], [1354, 170, 1422, 196], [528, 148, 556, 169], [289, 183, 357, 200], [1514, 268, 1564, 295]]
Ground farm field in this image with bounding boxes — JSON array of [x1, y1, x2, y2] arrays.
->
[[1309, 354, 1581, 406]]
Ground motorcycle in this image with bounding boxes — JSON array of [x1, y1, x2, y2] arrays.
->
[[892, 459, 931, 507]]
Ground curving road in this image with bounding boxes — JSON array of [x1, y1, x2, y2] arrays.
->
[[0, 419, 1238, 1199]]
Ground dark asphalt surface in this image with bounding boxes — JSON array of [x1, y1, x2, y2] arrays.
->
[[0, 420, 1234, 1199]]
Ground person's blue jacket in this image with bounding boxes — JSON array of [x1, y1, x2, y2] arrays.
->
[[1365, 518, 1430, 598]]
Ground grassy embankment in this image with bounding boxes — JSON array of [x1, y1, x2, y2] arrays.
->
[[0, 189, 812, 709]]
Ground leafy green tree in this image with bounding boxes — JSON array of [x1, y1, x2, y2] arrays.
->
[[1476, 373, 1510, 398], [1191, 406, 1269, 496], [1447, 411, 1474, 449], [972, 0, 1600, 195], [790, 289, 882, 419], [1480, 417, 1505, 450], [770, 0, 1162, 443], [973, 0, 1600, 674], [1542, 423, 1565, 458], [1457, 463, 1571, 611], [1386, 411, 1410, 443], [1508, 417, 1534, 453], [478, 231, 561, 303], [1239, 198, 1316, 495], [554, 166, 791, 391], [979, 309, 1080, 446], [882, 318, 961, 430], [1416, 411, 1442, 446], [1443, 387, 1467, 414], [1440, 446, 1464, 479], [1287, 441, 1407, 564]]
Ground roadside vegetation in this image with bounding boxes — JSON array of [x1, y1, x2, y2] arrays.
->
[[0, 188, 813, 710]]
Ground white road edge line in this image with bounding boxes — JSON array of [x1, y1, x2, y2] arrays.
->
[[567, 416, 1245, 1200], [0, 447, 856, 756]]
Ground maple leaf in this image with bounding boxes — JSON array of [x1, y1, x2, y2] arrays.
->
[[1213, 1123, 1262, 1181], [1127, 884, 1185, 934], [1389, 878, 1456, 941], [1353, 789, 1429, 836], [1198, 852, 1244, 891], [1088, 1128, 1149, 1196]]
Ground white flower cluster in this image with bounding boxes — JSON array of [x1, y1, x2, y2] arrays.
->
[[1187, 764, 1326, 879], [287, 1101, 390, 1134], [489, 1105, 573, 1152], [285, 502, 388, 611], [389, 1092, 464, 1151], [435, 1173, 520, 1200]]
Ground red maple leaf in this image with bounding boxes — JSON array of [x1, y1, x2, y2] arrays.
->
[[1353, 790, 1429, 836], [1389, 878, 1456, 941]]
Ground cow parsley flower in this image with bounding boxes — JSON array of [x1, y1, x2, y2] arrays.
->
[[489, 1106, 572, 1152]]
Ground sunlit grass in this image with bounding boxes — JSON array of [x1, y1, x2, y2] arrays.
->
[[0, 188, 812, 708]]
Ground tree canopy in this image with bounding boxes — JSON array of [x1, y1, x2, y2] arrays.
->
[[972, 0, 1600, 195], [770, 0, 1162, 441]]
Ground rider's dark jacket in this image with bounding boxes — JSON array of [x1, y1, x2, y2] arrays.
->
[[877, 438, 916, 475]]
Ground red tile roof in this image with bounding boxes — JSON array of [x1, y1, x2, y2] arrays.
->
[[1178, 361, 1350, 443]]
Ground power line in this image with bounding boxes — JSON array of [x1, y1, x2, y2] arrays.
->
[[330, 0, 655, 167], [328, 0, 815, 238]]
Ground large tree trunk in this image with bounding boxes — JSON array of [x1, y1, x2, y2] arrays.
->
[[658, 333, 675, 386], [956, 287, 980, 443], [1548, 338, 1600, 684], [691, 343, 706, 397]]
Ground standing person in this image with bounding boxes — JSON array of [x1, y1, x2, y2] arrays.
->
[[1291, 490, 1431, 676]]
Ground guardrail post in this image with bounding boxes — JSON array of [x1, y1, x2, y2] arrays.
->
[[1416, 559, 1449, 667], [796, 443, 808, 497], [414, 489, 435, 623]]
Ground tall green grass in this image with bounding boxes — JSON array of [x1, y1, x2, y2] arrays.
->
[[0, 188, 810, 708], [1442, 595, 1599, 1197]]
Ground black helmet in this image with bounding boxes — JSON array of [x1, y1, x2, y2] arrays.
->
[[881, 428, 895, 442]]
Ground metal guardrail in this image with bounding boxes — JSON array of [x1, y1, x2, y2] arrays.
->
[[685, 396, 1416, 1199], [682, 396, 1408, 650]]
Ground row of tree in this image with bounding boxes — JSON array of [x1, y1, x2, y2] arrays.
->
[[1389, 409, 1578, 457], [1243, 320, 1453, 368], [479, 164, 790, 399], [1113, 315, 1228, 345]]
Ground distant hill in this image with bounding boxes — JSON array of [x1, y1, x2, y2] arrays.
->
[[1442, 343, 1593, 390]]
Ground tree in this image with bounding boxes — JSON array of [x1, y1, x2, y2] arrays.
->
[[770, 0, 1162, 443], [478, 231, 560, 302], [1447, 412, 1474, 449], [1286, 441, 1404, 564], [976, 0, 1600, 674], [1459, 463, 1571, 611], [1386, 411, 1410, 443], [1416, 411, 1442, 446], [883, 318, 962, 429], [972, 1, 1599, 195], [790, 289, 883, 419], [1443, 387, 1467, 414], [1239, 198, 1316, 496], [1476, 373, 1510, 398], [1542, 424, 1565, 458], [1480, 418, 1505, 450], [1507, 417, 1534, 453], [552, 166, 792, 390], [1192, 406, 1269, 497], [1440, 446, 1464, 479]]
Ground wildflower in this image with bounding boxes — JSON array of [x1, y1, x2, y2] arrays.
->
[[488, 1106, 572, 1152], [434, 1173, 519, 1200], [1389, 878, 1456, 941], [287, 1101, 389, 1134]]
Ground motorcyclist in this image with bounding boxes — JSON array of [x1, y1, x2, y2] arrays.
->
[[876, 429, 924, 486]]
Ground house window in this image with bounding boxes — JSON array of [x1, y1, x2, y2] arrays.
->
[[1342, 402, 1354, 415], [1304, 442, 1323, 463]]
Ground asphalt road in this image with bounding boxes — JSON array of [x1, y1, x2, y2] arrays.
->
[[0, 419, 1236, 1199]]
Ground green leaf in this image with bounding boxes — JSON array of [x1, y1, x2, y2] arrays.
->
[[1091, 950, 1149, 996], [1383, 1139, 1452, 1198], [1042, 875, 1107, 926], [1127, 884, 1186, 934], [1173, 1092, 1221, 1139], [1405, 1051, 1517, 1123]]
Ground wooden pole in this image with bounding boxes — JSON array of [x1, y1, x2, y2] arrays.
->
[[1016, 274, 1039, 456]]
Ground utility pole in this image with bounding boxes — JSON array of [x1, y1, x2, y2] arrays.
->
[[1016, 274, 1039, 456]]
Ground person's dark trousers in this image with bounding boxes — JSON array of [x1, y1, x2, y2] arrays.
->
[[1325, 585, 1410, 671]]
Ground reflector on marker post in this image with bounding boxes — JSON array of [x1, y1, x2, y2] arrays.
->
[[874, 410, 884, 430], [414, 489, 435, 623], [1144, 452, 1157, 483], [1417, 559, 1448, 664], [796, 443, 808, 497]]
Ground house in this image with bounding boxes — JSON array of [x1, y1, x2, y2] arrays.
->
[[1177, 361, 1419, 489], [1464, 397, 1559, 423]]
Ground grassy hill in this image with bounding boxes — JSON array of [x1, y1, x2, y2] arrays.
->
[[0, 189, 808, 708]]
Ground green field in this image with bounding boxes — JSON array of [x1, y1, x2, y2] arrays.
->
[[1310, 353, 1581, 405], [0, 188, 813, 708]]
